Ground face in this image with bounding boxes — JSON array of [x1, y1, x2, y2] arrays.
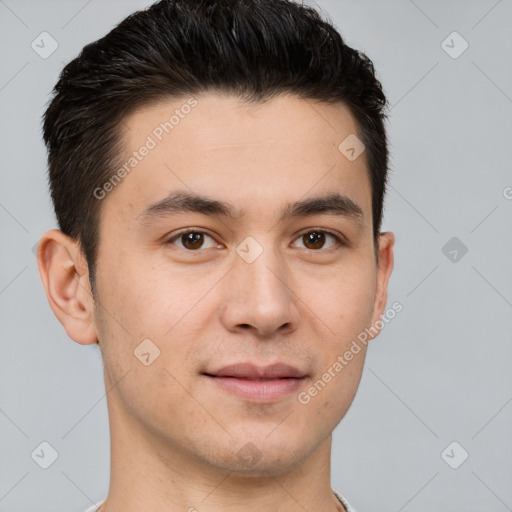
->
[[89, 92, 394, 475]]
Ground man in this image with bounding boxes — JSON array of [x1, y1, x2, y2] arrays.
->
[[37, 1, 394, 510]]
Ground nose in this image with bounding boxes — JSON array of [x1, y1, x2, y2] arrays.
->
[[219, 245, 300, 338]]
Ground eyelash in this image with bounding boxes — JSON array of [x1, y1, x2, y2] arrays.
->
[[165, 228, 346, 252]]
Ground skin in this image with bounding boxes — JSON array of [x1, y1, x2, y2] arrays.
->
[[37, 92, 394, 512]]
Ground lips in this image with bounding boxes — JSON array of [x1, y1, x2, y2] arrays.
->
[[202, 363, 307, 403], [205, 363, 306, 380]]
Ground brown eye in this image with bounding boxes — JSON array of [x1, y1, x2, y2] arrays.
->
[[292, 230, 341, 251], [303, 231, 326, 249], [181, 232, 204, 250], [167, 231, 217, 251]]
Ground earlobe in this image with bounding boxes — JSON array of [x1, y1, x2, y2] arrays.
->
[[36, 229, 98, 345], [369, 231, 395, 339]]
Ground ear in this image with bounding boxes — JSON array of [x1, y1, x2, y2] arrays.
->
[[36, 229, 98, 345], [368, 231, 395, 340]]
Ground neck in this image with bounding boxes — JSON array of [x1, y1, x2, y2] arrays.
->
[[101, 396, 345, 512]]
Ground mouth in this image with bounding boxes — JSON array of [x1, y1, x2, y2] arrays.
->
[[201, 363, 308, 403]]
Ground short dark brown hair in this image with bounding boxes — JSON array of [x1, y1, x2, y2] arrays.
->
[[43, 0, 389, 293]]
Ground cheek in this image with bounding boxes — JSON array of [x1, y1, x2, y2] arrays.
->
[[93, 269, 200, 425], [319, 358, 365, 418], [94, 257, 212, 376], [302, 330, 368, 428], [96, 255, 172, 334], [300, 260, 377, 341], [93, 259, 162, 373]]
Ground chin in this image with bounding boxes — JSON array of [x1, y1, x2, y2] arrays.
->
[[201, 434, 318, 477]]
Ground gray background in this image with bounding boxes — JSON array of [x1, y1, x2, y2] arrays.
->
[[1, 0, 511, 511]]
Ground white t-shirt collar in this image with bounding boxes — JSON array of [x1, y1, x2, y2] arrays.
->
[[84, 491, 357, 512]]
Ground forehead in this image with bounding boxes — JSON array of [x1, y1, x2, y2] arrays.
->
[[101, 92, 371, 225], [124, 92, 361, 155]]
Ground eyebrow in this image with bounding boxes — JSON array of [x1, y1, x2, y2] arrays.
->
[[136, 190, 364, 225]]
